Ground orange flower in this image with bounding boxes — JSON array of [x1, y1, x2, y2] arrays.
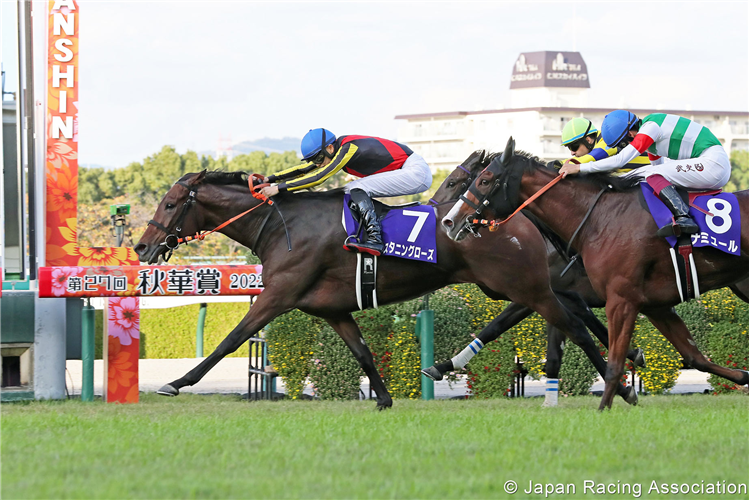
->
[[47, 163, 78, 212], [107, 337, 135, 394], [77, 247, 132, 267]]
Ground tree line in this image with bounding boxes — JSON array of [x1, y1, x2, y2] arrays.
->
[[79, 146, 302, 204]]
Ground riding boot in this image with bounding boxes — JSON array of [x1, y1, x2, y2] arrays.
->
[[656, 185, 700, 237], [345, 188, 384, 256]]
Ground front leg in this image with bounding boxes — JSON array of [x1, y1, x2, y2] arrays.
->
[[325, 314, 392, 410], [158, 290, 294, 396], [601, 297, 640, 410]]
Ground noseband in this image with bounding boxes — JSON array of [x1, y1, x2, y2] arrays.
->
[[148, 180, 198, 261]]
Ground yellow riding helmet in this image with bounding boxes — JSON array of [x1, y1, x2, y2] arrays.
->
[[561, 118, 598, 145]]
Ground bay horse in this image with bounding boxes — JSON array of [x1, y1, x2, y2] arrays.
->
[[442, 138, 749, 409], [134, 166, 638, 408], [424, 152, 644, 381]]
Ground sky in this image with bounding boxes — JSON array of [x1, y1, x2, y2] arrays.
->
[[2, 0, 748, 169]]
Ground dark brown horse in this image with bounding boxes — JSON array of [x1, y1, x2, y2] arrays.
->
[[442, 138, 749, 409], [135, 166, 637, 408], [423, 152, 643, 381]]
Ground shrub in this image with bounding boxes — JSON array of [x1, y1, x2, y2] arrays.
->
[[675, 299, 711, 353], [512, 313, 547, 379], [558, 340, 599, 396], [466, 331, 516, 398], [309, 324, 363, 400], [429, 288, 474, 365], [387, 324, 421, 399], [452, 284, 504, 330], [354, 306, 396, 386], [706, 322, 749, 393], [631, 317, 682, 394], [265, 309, 317, 399]]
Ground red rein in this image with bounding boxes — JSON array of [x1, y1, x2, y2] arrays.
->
[[472, 174, 564, 232], [178, 173, 272, 245]]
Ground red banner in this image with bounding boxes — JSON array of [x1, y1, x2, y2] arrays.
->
[[38, 265, 264, 298]]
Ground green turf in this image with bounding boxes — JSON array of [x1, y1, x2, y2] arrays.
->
[[2, 394, 747, 499]]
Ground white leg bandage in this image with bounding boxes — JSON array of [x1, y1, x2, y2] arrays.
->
[[543, 378, 559, 407], [451, 338, 484, 369]]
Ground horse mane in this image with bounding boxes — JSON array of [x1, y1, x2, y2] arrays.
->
[[190, 170, 347, 201], [513, 150, 642, 192], [203, 170, 249, 186]]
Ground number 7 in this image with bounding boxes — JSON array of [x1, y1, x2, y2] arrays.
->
[[402, 210, 430, 243]]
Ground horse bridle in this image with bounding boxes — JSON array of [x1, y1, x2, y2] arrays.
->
[[427, 164, 479, 207], [147, 180, 199, 262]]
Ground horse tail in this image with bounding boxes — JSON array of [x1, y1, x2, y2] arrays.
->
[[521, 210, 572, 262]]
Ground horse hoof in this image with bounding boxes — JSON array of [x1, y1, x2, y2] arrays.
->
[[624, 386, 638, 406], [633, 348, 646, 368], [421, 366, 444, 381], [156, 384, 179, 397], [376, 398, 393, 411]]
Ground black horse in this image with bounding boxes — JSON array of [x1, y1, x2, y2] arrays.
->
[[422, 150, 643, 383], [135, 165, 638, 407]]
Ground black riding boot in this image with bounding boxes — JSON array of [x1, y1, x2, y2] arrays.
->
[[656, 185, 700, 237], [345, 188, 384, 256]]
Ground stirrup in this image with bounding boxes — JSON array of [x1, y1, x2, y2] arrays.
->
[[345, 241, 382, 256], [656, 218, 699, 238]]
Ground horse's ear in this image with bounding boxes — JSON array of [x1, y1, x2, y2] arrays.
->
[[478, 150, 486, 165], [500, 137, 515, 166], [499, 136, 515, 166], [189, 169, 207, 185]]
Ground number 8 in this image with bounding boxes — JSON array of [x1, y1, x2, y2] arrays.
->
[[706, 199, 732, 235]]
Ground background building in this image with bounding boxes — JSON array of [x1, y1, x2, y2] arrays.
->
[[396, 51, 749, 171]]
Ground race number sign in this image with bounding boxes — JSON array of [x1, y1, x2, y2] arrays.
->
[[38, 265, 264, 298]]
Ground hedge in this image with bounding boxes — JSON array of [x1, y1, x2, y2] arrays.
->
[[88, 285, 748, 398], [93, 302, 252, 359], [309, 324, 363, 400]]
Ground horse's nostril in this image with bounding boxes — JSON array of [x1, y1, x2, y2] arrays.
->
[[134, 243, 147, 256], [444, 219, 453, 228]]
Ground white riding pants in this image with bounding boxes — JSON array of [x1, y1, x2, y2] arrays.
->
[[625, 145, 731, 190], [344, 153, 432, 197]]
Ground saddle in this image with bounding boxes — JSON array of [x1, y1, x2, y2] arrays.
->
[[640, 183, 740, 302], [343, 197, 437, 310]]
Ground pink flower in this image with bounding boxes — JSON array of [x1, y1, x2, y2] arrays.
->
[[108, 297, 140, 346], [50, 266, 83, 296]]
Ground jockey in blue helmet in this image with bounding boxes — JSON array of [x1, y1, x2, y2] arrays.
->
[[260, 128, 432, 256], [560, 110, 730, 237]]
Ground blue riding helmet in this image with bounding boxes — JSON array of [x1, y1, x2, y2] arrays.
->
[[601, 110, 639, 147], [301, 128, 336, 161]]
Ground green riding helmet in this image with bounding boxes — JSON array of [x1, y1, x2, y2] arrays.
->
[[561, 118, 598, 145]]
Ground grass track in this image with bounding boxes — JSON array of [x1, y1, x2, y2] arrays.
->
[[2, 394, 748, 499]]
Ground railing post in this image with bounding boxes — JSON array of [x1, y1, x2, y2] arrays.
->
[[81, 299, 95, 402], [419, 309, 434, 401], [196, 303, 207, 357]]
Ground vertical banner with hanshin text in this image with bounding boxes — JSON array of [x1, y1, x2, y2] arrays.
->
[[47, 0, 140, 403]]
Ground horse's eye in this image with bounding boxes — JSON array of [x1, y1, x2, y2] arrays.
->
[[448, 181, 456, 188], [166, 203, 176, 210], [481, 179, 489, 186]]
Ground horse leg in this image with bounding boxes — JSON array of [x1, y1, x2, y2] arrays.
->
[[157, 292, 291, 396], [600, 297, 640, 410], [325, 314, 393, 410], [730, 281, 749, 304], [422, 302, 533, 381], [542, 324, 564, 407], [532, 295, 636, 405], [645, 307, 749, 387], [544, 324, 563, 379], [554, 289, 645, 367]]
